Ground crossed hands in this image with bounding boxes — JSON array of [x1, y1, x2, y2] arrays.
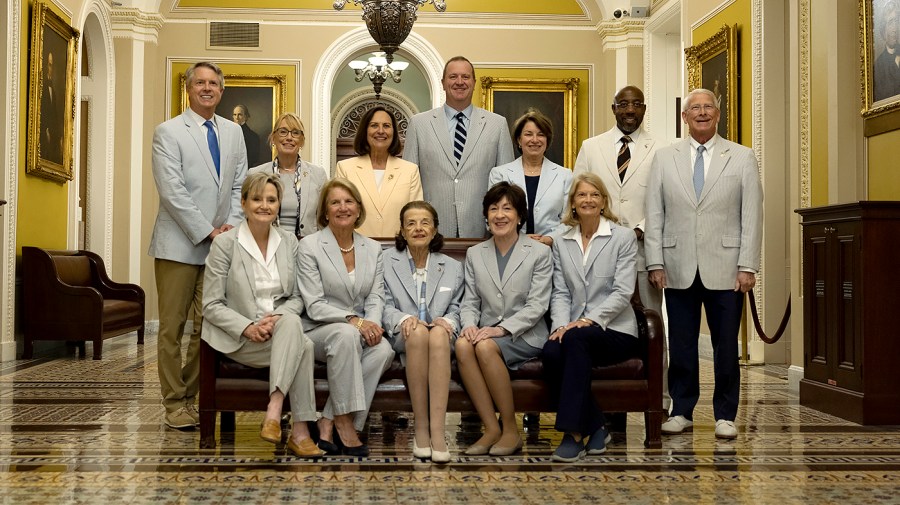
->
[[460, 325, 506, 345], [242, 313, 280, 343]]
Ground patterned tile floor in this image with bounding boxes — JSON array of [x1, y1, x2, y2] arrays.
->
[[1, 334, 900, 504]]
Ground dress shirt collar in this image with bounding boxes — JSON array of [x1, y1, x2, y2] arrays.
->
[[237, 221, 282, 267], [616, 127, 642, 143], [689, 133, 719, 153], [444, 103, 474, 124], [185, 107, 216, 130]]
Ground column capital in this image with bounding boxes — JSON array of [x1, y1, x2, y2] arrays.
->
[[111, 7, 164, 43], [597, 19, 646, 51]]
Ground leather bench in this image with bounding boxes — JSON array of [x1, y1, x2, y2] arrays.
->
[[199, 238, 664, 449]]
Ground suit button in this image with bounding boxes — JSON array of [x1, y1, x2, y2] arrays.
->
[[496, 293, 502, 298], [299, 224, 304, 229], [454, 179, 459, 183]]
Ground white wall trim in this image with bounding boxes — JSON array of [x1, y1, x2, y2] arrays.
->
[[690, 0, 738, 31], [311, 27, 443, 170], [0, 0, 22, 361]]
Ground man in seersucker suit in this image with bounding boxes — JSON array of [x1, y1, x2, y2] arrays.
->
[[149, 61, 247, 430], [403, 56, 515, 238], [645, 88, 762, 441], [573, 85, 669, 415]]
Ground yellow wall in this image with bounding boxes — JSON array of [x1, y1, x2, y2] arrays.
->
[[173, 0, 585, 15], [16, 0, 70, 254], [868, 129, 900, 199], [691, 0, 752, 148]]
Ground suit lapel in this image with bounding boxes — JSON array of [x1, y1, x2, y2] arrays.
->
[[507, 160, 526, 189], [623, 136, 655, 185], [458, 108, 487, 173], [584, 233, 611, 274], [426, 255, 445, 304], [500, 236, 530, 290], [236, 239, 258, 300], [535, 160, 558, 202], [320, 227, 354, 300], [603, 134, 622, 186], [563, 236, 587, 282], [351, 234, 367, 298], [390, 249, 417, 303], [428, 110, 456, 168], [379, 157, 404, 213], [183, 113, 219, 184], [673, 140, 697, 205], [481, 240, 503, 291], [352, 157, 383, 215], [274, 233, 291, 295], [699, 143, 732, 203], [297, 161, 313, 223]]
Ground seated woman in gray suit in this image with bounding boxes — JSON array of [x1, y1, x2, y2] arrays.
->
[[249, 113, 328, 239], [296, 178, 395, 457], [201, 172, 325, 458], [488, 109, 572, 246], [456, 182, 552, 456], [382, 201, 464, 464], [542, 172, 639, 462]]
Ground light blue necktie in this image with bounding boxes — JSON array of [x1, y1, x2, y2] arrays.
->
[[204, 120, 220, 176], [408, 258, 429, 322], [693, 144, 705, 199]]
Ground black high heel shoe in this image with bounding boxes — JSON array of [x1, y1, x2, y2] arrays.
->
[[312, 420, 341, 455], [334, 429, 369, 457]]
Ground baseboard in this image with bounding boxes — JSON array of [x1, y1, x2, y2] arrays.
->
[[788, 365, 803, 394], [0, 340, 17, 362]]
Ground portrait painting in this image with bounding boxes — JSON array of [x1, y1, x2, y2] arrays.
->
[[180, 74, 286, 168], [27, 1, 80, 182], [481, 77, 579, 167], [686, 24, 738, 141], [862, 0, 900, 119]]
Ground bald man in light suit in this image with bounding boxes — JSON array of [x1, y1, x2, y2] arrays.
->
[[149, 61, 247, 430], [403, 56, 515, 238], [645, 88, 762, 440]]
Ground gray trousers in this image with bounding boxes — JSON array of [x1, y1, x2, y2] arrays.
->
[[306, 322, 395, 432], [225, 313, 317, 422]]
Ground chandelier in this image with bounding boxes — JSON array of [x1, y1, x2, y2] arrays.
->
[[349, 52, 409, 99], [333, 0, 447, 64]]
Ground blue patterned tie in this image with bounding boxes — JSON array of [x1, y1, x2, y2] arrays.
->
[[453, 112, 467, 164], [693, 145, 705, 199], [204, 120, 220, 176], [409, 258, 429, 322]]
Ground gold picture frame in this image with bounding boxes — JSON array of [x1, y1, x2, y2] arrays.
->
[[480, 77, 579, 168], [685, 24, 738, 141], [178, 74, 287, 166], [27, 1, 80, 182], [861, 0, 900, 130]]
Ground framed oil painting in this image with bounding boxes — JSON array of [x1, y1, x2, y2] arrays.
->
[[27, 1, 80, 182], [480, 77, 579, 168], [685, 24, 738, 141], [861, 0, 900, 122], [179, 74, 286, 167]]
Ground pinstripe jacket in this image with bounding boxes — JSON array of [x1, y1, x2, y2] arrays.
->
[[403, 105, 515, 238], [644, 136, 763, 291]]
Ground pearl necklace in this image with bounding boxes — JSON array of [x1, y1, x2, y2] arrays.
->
[[339, 244, 355, 254]]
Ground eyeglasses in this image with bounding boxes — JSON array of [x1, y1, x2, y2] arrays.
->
[[687, 104, 717, 113], [614, 101, 645, 110], [276, 128, 304, 138]]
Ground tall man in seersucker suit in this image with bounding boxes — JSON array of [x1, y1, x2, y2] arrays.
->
[[573, 85, 669, 413], [403, 56, 515, 238], [645, 88, 762, 440], [149, 61, 247, 429]]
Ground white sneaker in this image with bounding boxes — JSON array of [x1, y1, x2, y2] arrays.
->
[[661, 415, 693, 434], [715, 420, 737, 439]]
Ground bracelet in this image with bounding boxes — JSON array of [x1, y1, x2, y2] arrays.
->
[[355, 318, 364, 330], [578, 317, 592, 325]]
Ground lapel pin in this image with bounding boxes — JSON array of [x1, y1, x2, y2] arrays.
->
[[303, 171, 308, 177], [388, 174, 394, 181]]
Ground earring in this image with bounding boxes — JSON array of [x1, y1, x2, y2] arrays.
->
[[572, 207, 577, 215], [600, 208, 605, 215], [485, 218, 490, 232]]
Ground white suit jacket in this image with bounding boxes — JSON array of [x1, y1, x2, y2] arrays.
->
[[460, 234, 552, 349], [149, 111, 247, 265], [382, 247, 464, 336], [334, 155, 423, 238], [403, 106, 515, 238], [201, 225, 304, 354], [249, 160, 328, 237], [296, 227, 385, 331], [550, 222, 638, 337], [573, 127, 660, 271], [488, 157, 572, 237], [644, 136, 763, 290]]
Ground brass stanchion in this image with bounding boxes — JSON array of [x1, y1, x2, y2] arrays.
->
[[740, 298, 763, 367]]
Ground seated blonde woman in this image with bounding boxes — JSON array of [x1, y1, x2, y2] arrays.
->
[[201, 172, 324, 458]]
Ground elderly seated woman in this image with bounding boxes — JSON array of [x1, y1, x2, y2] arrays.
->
[[382, 201, 464, 464], [296, 178, 395, 457], [456, 181, 552, 457], [201, 172, 324, 458], [542, 172, 639, 462]]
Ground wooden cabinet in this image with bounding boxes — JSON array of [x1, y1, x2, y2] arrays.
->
[[797, 202, 900, 424]]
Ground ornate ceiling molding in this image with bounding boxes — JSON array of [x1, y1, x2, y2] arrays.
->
[[597, 19, 647, 50], [110, 7, 165, 42]]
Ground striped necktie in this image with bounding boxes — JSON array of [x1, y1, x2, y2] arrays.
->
[[617, 135, 631, 182], [453, 112, 467, 164]]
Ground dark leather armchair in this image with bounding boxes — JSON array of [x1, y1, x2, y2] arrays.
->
[[22, 246, 145, 360]]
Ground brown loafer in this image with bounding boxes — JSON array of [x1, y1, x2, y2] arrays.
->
[[260, 419, 282, 444], [287, 437, 326, 458]]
